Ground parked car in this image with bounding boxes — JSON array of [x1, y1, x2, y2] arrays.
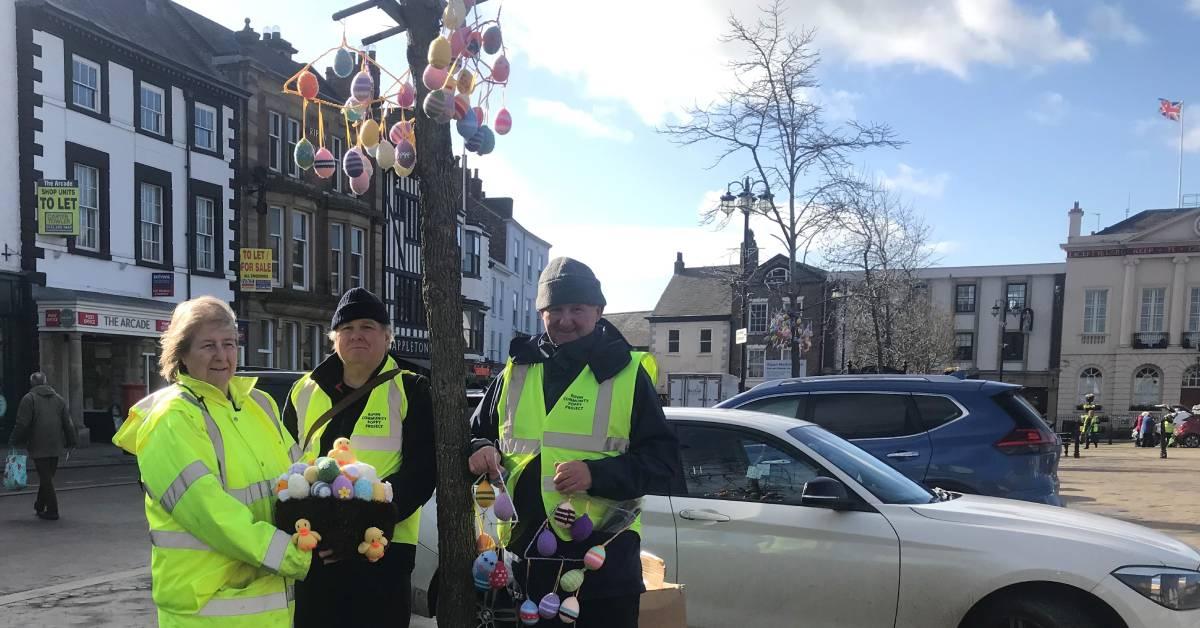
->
[[1175, 413, 1200, 448], [715, 374, 1061, 504], [411, 407, 1200, 627]]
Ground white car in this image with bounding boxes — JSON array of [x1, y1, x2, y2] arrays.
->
[[411, 408, 1200, 627]]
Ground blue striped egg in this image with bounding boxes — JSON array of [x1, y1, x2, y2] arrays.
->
[[519, 599, 539, 625], [343, 147, 364, 178], [352, 70, 374, 103], [538, 593, 560, 619], [473, 570, 490, 591], [456, 106, 478, 140], [559, 596, 580, 623], [333, 48, 355, 78]]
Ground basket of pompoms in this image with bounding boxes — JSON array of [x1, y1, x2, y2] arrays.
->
[[274, 437, 397, 561]]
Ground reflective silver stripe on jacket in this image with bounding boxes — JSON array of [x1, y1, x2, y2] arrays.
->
[[350, 382, 405, 451], [249, 389, 300, 460], [541, 378, 624, 453], [226, 479, 275, 506], [179, 392, 226, 485], [260, 530, 292, 574], [500, 365, 541, 454], [293, 381, 318, 451], [196, 588, 291, 617], [156, 460, 211, 513], [149, 529, 211, 551]]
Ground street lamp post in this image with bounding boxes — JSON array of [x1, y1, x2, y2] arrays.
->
[[721, 177, 773, 392], [990, 299, 1022, 383]]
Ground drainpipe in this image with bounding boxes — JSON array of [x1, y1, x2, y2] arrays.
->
[[184, 88, 193, 299]]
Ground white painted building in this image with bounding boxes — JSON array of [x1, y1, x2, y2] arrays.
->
[[17, 0, 244, 443], [477, 196, 550, 366], [1056, 203, 1200, 429], [646, 254, 735, 398]]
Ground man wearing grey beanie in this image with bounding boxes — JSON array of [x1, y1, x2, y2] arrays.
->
[[467, 257, 679, 627]]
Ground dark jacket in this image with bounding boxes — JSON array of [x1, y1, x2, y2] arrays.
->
[[10, 385, 77, 459], [282, 355, 436, 532], [470, 319, 679, 599]]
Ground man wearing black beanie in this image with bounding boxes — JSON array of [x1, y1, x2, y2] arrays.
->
[[283, 287, 435, 628], [467, 257, 679, 627]]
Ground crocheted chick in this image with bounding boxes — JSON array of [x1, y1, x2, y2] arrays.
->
[[358, 526, 388, 563], [292, 519, 321, 552], [327, 437, 356, 466]]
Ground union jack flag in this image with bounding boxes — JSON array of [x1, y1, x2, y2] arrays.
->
[[1160, 98, 1183, 121]]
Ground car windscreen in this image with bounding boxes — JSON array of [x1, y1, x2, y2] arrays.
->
[[788, 425, 934, 505]]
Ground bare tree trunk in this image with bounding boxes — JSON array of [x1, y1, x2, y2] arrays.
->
[[404, 4, 474, 626]]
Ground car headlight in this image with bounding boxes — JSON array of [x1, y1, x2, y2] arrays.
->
[[1113, 566, 1200, 611]]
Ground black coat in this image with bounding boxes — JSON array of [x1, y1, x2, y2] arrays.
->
[[469, 319, 679, 600]]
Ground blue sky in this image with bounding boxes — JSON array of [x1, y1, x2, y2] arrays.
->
[[177, 0, 1200, 312]]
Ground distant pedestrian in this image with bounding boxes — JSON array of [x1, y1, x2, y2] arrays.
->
[[1140, 410, 1156, 447], [8, 372, 76, 520], [1080, 394, 1100, 449], [1133, 412, 1149, 448]]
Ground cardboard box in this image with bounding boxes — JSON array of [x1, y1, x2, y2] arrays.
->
[[640, 583, 686, 628]]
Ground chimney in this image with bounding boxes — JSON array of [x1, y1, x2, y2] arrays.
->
[[1068, 201, 1084, 239], [235, 18, 258, 46], [674, 252, 685, 274], [262, 27, 298, 60]]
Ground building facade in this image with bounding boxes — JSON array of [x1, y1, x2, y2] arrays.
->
[[647, 252, 735, 396], [1056, 203, 1200, 429], [916, 263, 1066, 418], [16, 0, 245, 443], [739, 253, 833, 386]]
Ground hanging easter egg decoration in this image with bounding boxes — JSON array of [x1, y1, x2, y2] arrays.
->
[[559, 596, 580, 624], [536, 528, 558, 556], [333, 47, 355, 78], [293, 137, 315, 171], [538, 593, 560, 619], [488, 561, 510, 589], [298, 71, 319, 100], [560, 569, 585, 593], [584, 545, 606, 570], [442, 0, 465, 30], [476, 532, 497, 553], [313, 147, 335, 179], [483, 26, 503, 55], [422, 90, 446, 122], [465, 126, 484, 153], [389, 120, 411, 145], [478, 125, 496, 155], [457, 69, 475, 96], [435, 89, 455, 124], [473, 570, 490, 591], [457, 106, 479, 140], [359, 118, 380, 148], [519, 600, 540, 625], [493, 491, 515, 521], [570, 512, 593, 541], [350, 173, 370, 197], [474, 549, 499, 576], [553, 501, 577, 527], [451, 26, 470, 58], [495, 108, 512, 135], [343, 147, 365, 178], [397, 82, 416, 109], [422, 65, 449, 92], [428, 36, 451, 70], [465, 30, 483, 58], [453, 94, 469, 121], [475, 479, 496, 508], [394, 139, 416, 176], [492, 55, 511, 83], [344, 97, 364, 122], [375, 138, 395, 170], [351, 71, 374, 103]]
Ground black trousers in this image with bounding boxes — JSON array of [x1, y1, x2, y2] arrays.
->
[[486, 592, 641, 628], [294, 541, 414, 628], [32, 457, 59, 516]]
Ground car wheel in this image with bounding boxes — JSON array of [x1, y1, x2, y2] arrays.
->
[[1184, 434, 1200, 448], [970, 592, 1104, 628]]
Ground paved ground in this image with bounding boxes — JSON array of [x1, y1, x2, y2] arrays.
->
[[1057, 440, 1200, 549]]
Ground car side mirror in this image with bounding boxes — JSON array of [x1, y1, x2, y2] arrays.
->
[[801, 477, 852, 510]]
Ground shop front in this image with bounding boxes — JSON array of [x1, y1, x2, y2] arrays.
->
[[35, 287, 174, 444], [0, 272, 36, 443]]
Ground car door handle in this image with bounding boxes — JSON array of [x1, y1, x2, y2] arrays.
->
[[679, 509, 731, 522], [886, 451, 921, 459]]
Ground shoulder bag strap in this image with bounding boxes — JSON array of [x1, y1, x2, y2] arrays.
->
[[300, 368, 403, 452]]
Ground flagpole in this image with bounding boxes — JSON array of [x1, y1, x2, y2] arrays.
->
[[1178, 101, 1185, 208]]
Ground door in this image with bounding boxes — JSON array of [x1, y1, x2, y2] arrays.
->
[[805, 392, 932, 483], [704, 377, 720, 407], [671, 423, 900, 628], [669, 377, 684, 407]]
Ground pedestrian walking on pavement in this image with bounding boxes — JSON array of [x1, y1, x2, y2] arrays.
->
[[282, 287, 436, 628], [8, 371, 76, 520], [125, 296, 312, 627], [1081, 394, 1100, 449], [468, 257, 680, 628], [1160, 410, 1175, 459], [1133, 412, 1149, 448]]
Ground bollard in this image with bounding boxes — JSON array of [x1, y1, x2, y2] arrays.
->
[[1073, 431, 1081, 458]]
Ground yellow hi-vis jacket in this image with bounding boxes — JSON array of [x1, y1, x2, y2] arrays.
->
[[289, 355, 420, 544], [496, 352, 656, 542], [133, 374, 310, 627]]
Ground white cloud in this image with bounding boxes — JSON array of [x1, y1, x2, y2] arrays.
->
[[1182, 126, 1200, 153], [803, 0, 1091, 79], [1188, 0, 1200, 17], [524, 98, 634, 142], [880, 164, 950, 198], [1029, 92, 1069, 126], [930, 240, 961, 256], [697, 189, 726, 218], [819, 89, 861, 122], [1085, 5, 1145, 44]]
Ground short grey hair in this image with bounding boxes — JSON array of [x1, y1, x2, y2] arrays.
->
[[29, 372, 47, 386]]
